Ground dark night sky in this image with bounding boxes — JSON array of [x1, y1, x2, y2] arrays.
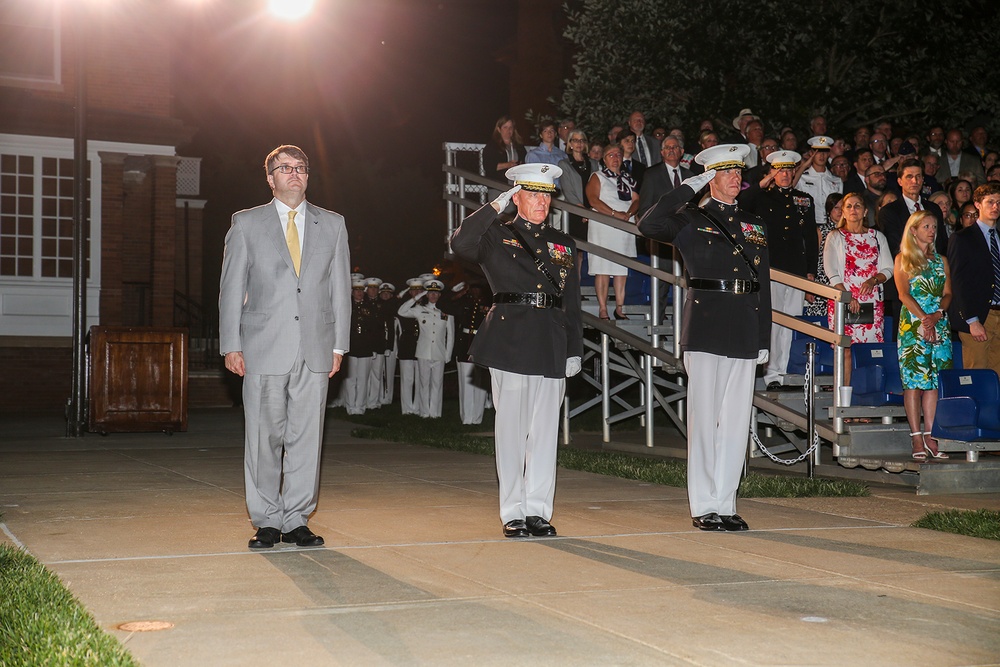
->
[[172, 1, 517, 301]]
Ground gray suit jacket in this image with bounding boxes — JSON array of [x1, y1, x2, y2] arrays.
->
[[219, 199, 351, 375], [936, 152, 986, 186]]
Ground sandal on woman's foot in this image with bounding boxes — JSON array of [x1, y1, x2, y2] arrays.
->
[[910, 432, 928, 461], [922, 431, 949, 459]]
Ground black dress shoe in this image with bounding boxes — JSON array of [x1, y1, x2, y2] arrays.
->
[[503, 519, 529, 538], [248, 527, 281, 549], [281, 526, 325, 547], [720, 514, 749, 531], [691, 513, 725, 531], [766, 381, 782, 391], [525, 515, 557, 537]]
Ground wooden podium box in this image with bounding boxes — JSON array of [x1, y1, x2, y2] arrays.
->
[[88, 326, 188, 434]]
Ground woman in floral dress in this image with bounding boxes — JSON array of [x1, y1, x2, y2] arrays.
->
[[895, 211, 953, 460], [822, 192, 893, 384]]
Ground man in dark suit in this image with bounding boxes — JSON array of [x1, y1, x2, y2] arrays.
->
[[638, 136, 693, 216], [639, 144, 771, 532], [948, 182, 1000, 373], [739, 150, 816, 389], [937, 129, 986, 186], [220, 144, 351, 549], [451, 163, 583, 539], [877, 157, 948, 334], [628, 110, 661, 167], [844, 148, 874, 195]]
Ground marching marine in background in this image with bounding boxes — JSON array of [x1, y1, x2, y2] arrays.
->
[[451, 163, 583, 539], [395, 279, 423, 415], [364, 277, 388, 410], [397, 279, 454, 418], [341, 277, 381, 415], [377, 282, 398, 406], [639, 144, 771, 532], [738, 150, 817, 389], [447, 281, 493, 425]]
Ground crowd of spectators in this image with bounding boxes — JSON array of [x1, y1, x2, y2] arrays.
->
[[481, 110, 1000, 454]]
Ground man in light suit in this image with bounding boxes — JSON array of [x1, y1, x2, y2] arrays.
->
[[937, 129, 986, 186], [220, 144, 351, 550]]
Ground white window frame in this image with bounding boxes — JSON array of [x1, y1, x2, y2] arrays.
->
[[0, 1, 61, 90], [0, 133, 176, 337]]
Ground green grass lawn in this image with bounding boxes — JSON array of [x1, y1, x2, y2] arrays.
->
[[912, 509, 1000, 541], [0, 544, 138, 667]]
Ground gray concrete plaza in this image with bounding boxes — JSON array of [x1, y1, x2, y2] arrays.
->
[[2, 409, 999, 666]]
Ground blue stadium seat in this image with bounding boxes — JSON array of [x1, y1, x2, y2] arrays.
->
[[849, 342, 904, 406], [787, 315, 834, 375], [932, 369, 1000, 441]]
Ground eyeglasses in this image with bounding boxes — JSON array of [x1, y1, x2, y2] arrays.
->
[[961, 212, 978, 219], [270, 165, 310, 174]]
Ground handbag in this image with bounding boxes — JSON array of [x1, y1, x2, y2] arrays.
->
[[845, 302, 875, 325]]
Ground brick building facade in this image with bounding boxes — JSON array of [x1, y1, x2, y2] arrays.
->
[[0, 2, 204, 411]]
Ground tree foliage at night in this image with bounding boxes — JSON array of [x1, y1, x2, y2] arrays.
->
[[559, 0, 1000, 137]]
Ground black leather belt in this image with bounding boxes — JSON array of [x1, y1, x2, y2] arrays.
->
[[494, 292, 562, 308], [687, 278, 760, 294]]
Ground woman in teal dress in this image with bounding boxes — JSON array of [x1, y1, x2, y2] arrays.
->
[[894, 211, 953, 461]]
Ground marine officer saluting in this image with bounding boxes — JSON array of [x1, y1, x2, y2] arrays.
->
[[638, 144, 771, 531], [451, 163, 583, 539], [738, 150, 817, 390]]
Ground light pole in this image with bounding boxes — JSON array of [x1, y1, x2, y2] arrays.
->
[[67, 2, 89, 437]]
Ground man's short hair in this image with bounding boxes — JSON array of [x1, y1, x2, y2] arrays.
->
[[265, 144, 309, 174], [537, 119, 558, 134], [853, 147, 873, 161], [987, 165, 1000, 179], [973, 181, 1000, 203], [897, 157, 922, 176], [865, 164, 885, 177]]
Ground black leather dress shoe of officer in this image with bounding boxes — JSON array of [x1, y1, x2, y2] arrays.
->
[[503, 519, 529, 538], [281, 526, 325, 547], [248, 527, 281, 549], [691, 513, 725, 531], [720, 514, 749, 531], [525, 516, 557, 537]]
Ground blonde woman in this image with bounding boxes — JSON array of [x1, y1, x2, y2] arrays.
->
[[894, 211, 953, 460]]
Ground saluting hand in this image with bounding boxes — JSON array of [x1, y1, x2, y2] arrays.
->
[[491, 184, 522, 213]]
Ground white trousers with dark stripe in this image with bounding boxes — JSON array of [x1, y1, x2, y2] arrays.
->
[[683, 351, 755, 518], [490, 369, 565, 523]]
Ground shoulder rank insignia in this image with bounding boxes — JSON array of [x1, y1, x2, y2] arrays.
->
[[502, 238, 523, 249], [740, 222, 767, 246]]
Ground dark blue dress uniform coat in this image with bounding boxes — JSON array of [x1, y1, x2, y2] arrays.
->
[[738, 183, 817, 277], [451, 204, 583, 379], [638, 183, 771, 359]]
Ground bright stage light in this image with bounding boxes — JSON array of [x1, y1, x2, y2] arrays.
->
[[268, 0, 315, 21]]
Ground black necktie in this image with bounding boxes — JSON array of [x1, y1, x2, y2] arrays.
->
[[672, 168, 681, 188], [636, 137, 647, 165]]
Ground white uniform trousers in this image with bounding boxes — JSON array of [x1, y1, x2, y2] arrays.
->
[[490, 369, 565, 523], [399, 359, 418, 414], [342, 354, 372, 415], [683, 351, 755, 518], [416, 359, 444, 418], [381, 350, 397, 405], [457, 360, 488, 424], [764, 283, 804, 385], [242, 350, 327, 532], [367, 352, 386, 409]]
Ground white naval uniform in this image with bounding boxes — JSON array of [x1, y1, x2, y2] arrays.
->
[[796, 167, 842, 227], [684, 352, 756, 517], [491, 369, 565, 523], [398, 299, 454, 418]]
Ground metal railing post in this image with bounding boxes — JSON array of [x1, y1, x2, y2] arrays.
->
[[806, 342, 817, 476], [833, 297, 846, 437], [602, 332, 610, 443]]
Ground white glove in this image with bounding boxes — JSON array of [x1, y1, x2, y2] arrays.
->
[[756, 349, 769, 365], [490, 184, 521, 212], [397, 287, 409, 298], [681, 169, 716, 192], [565, 356, 582, 377]]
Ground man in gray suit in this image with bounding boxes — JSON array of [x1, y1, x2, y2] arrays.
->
[[220, 144, 351, 550]]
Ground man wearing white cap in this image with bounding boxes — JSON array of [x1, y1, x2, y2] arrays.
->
[[343, 278, 379, 415], [795, 136, 843, 228], [638, 144, 771, 531], [396, 279, 424, 415], [739, 150, 818, 390], [397, 279, 454, 418], [451, 163, 583, 539]]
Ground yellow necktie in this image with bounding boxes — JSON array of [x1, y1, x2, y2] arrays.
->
[[286, 210, 300, 276]]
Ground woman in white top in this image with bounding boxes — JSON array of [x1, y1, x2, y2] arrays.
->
[[822, 191, 893, 383], [585, 144, 639, 320]]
